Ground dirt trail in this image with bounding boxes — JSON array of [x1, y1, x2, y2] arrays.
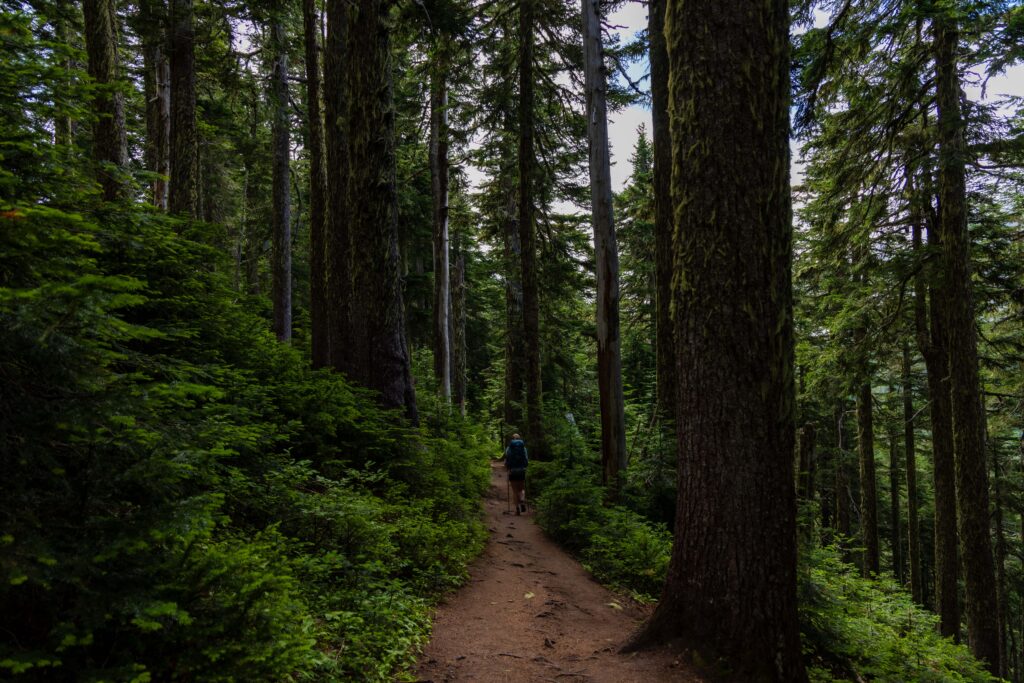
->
[[416, 462, 701, 683]]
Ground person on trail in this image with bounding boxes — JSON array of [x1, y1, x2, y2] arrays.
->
[[502, 433, 529, 514]]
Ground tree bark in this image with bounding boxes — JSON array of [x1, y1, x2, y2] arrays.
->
[[304, 0, 329, 367], [518, 0, 543, 455], [324, 0, 351, 374], [82, 0, 127, 200], [271, 11, 292, 342], [430, 63, 451, 400], [932, 7, 1000, 673], [140, 0, 170, 210], [914, 214, 960, 639], [797, 423, 816, 503], [582, 0, 627, 488], [168, 0, 198, 217], [648, 0, 674, 424], [888, 403, 903, 584], [857, 380, 879, 576], [625, 0, 806, 677], [503, 176, 525, 426], [344, 0, 417, 423], [451, 250, 467, 415], [903, 342, 923, 604]]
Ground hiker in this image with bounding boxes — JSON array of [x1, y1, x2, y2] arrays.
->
[[502, 433, 529, 514]]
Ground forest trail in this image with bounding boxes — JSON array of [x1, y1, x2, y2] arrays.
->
[[416, 462, 701, 683]]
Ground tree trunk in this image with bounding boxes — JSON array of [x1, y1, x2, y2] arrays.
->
[[82, 0, 127, 200], [914, 214, 960, 639], [451, 250, 467, 416], [324, 0, 351, 375], [168, 0, 198, 217], [503, 178, 525, 426], [582, 0, 627, 488], [888, 404, 903, 584], [518, 0, 543, 455], [797, 423, 816, 503], [857, 380, 879, 576], [625, 0, 806, 677], [271, 12, 292, 342], [304, 0, 329, 367], [344, 0, 417, 423], [140, 0, 170, 210], [648, 0, 674, 424], [991, 411, 1009, 679], [933, 9, 1001, 673], [903, 341, 923, 604], [430, 64, 451, 401], [54, 1, 75, 149]]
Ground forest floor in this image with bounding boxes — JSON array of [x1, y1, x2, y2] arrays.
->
[[415, 462, 701, 683]]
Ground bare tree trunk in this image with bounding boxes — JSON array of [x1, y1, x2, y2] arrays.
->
[[648, 0, 674, 425], [324, 0, 351, 374], [82, 0, 127, 200], [914, 214, 960, 639], [991, 410, 1009, 679], [857, 380, 879, 576], [140, 0, 170, 210], [625, 0, 806, 676], [582, 0, 626, 488], [519, 0, 543, 454], [888, 401, 904, 584], [304, 0, 328, 367], [903, 342, 923, 604], [797, 423, 816, 503], [344, 0, 417, 423], [270, 11, 292, 342], [933, 9, 1000, 673], [168, 0, 198, 217], [54, 1, 75, 148], [451, 250, 467, 416], [430, 63, 451, 400], [503, 177, 525, 426]]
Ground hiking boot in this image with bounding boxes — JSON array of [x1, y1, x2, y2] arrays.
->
[[519, 503, 527, 513]]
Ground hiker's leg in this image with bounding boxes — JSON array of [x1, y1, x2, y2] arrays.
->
[[510, 480, 524, 505]]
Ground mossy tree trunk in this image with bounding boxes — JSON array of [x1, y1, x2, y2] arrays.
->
[[304, 0, 329, 367], [648, 0, 674, 426], [82, 0, 127, 200], [932, 6, 1000, 672], [582, 0, 626, 489], [270, 7, 292, 342], [168, 0, 197, 217], [625, 0, 806, 677], [344, 0, 418, 423], [518, 0, 543, 454]]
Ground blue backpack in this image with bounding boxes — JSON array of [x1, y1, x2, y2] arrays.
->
[[506, 439, 528, 471]]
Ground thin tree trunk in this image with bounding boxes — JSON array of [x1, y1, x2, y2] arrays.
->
[[271, 12, 292, 342], [991, 410, 1009, 679], [54, 1, 75, 148], [168, 0, 198, 217], [857, 380, 880, 576], [933, 9, 1000, 673], [324, 0, 350, 374], [451, 250, 467, 416], [82, 0, 127, 200], [344, 0, 417, 423], [797, 424, 816, 503], [430, 63, 451, 400], [888, 401, 904, 585], [518, 0, 543, 455], [648, 0, 674, 424], [625, 0, 806, 676], [582, 0, 626, 488], [903, 341, 923, 604], [304, 0, 329, 367], [503, 176, 525, 426], [914, 214, 960, 639], [140, 0, 170, 210]]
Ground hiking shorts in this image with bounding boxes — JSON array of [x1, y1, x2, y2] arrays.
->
[[507, 467, 526, 482]]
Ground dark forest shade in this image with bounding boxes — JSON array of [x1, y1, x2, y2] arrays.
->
[[344, 0, 418, 423], [933, 7, 1001, 673], [82, 0, 127, 200], [625, 0, 806, 677]]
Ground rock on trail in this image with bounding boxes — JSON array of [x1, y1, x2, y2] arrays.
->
[[416, 462, 701, 683]]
